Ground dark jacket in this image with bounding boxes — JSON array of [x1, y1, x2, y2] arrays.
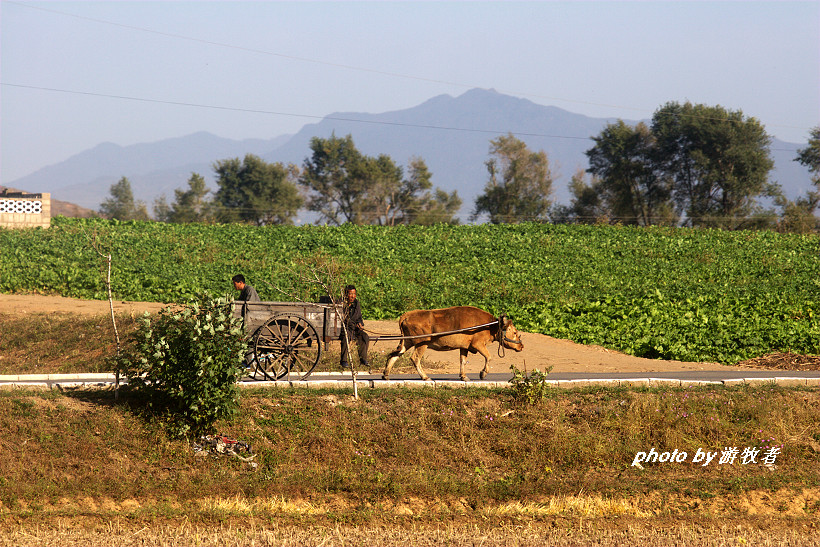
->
[[343, 298, 364, 333], [238, 284, 261, 302]]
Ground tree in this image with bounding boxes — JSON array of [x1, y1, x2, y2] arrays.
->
[[212, 155, 303, 225], [651, 102, 774, 228], [471, 134, 553, 223], [155, 173, 213, 223], [299, 134, 370, 225], [778, 125, 820, 232], [378, 157, 461, 225], [586, 121, 677, 226], [299, 134, 460, 225], [796, 126, 820, 175], [99, 176, 149, 221], [555, 169, 609, 224]]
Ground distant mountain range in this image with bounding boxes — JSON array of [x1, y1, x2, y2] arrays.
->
[[7, 88, 812, 222]]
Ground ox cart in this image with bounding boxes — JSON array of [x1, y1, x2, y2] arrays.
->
[[233, 301, 343, 381]]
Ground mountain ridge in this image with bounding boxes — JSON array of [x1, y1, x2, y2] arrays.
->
[[6, 89, 812, 219]]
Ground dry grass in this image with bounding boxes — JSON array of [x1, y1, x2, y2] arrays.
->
[[2, 384, 819, 546], [0, 312, 141, 374], [2, 516, 819, 547], [2, 312, 819, 545]]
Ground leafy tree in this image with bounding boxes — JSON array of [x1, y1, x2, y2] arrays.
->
[[553, 169, 609, 224], [299, 134, 371, 225], [378, 157, 461, 225], [471, 134, 554, 223], [99, 176, 149, 221], [796, 126, 820, 175], [155, 172, 213, 223], [152, 195, 171, 223], [300, 134, 460, 225], [651, 101, 774, 228], [777, 125, 820, 232], [586, 121, 677, 226], [213, 154, 303, 225]]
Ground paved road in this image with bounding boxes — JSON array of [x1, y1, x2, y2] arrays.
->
[[3, 369, 819, 389]]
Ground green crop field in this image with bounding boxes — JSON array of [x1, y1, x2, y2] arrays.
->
[[2, 217, 818, 364]]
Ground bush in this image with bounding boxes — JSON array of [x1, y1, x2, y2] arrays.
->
[[508, 364, 554, 405], [116, 294, 247, 437]]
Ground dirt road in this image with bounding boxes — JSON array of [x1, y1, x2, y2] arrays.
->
[[1, 293, 760, 375]]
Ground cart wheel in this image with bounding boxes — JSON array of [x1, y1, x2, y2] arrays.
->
[[249, 313, 321, 381]]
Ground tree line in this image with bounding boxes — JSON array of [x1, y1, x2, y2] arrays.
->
[[100, 101, 820, 232]]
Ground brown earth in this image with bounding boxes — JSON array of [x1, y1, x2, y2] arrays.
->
[[0, 293, 764, 375]]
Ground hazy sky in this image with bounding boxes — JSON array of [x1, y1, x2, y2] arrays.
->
[[2, 0, 818, 183]]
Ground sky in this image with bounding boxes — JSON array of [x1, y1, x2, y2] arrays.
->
[[2, 0, 818, 184]]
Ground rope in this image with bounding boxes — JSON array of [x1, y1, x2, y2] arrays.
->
[[363, 320, 500, 343]]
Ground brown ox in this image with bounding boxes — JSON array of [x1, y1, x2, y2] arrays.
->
[[382, 306, 524, 381]]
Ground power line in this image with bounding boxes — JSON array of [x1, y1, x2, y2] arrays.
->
[[0, 82, 593, 142], [2, 81, 804, 153], [9, 0, 814, 137]]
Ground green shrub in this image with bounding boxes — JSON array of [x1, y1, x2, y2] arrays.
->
[[116, 294, 247, 437], [508, 364, 554, 405]]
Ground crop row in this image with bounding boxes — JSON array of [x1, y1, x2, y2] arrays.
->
[[2, 218, 818, 363]]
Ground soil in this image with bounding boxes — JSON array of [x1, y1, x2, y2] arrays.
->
[[0, 293, 767, 375]]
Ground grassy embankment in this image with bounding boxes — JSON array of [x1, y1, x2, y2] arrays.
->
[[2, 375, 819, 546]]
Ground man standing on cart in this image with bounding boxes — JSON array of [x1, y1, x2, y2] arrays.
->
[[340, 284, 370, 370]]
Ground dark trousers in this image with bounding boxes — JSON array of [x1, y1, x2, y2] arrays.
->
[[340, 329, 370, 365]]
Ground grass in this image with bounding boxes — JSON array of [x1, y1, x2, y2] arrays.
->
[[0, 310, 439, 377], [2, 382, 819, 546], [0, 312, 141, 375], [2, 312, 819, 546]]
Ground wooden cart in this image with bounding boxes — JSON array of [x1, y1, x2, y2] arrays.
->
[[233, 301, 343, 381]]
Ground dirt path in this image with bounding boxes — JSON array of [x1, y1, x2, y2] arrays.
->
[[0, 293, 756, 375]]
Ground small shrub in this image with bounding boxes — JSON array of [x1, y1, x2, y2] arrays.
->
[[115, 294, 247, 437], [508, 364, 554, 405]]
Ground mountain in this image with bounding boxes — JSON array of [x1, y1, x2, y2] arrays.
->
[[6, 89, 812, 219], [7, 132, 291, 213]]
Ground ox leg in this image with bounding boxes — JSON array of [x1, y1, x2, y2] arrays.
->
[[477, 344, 492, 380], [410, 344, 430, 381], [382, 341, 408, 380], [459, 349, 470, 382]]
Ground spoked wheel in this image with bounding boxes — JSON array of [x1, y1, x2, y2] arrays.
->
[[248, 313, 321, 381]]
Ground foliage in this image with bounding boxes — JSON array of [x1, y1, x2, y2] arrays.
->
[[98, 176, 150, 221], [299, 134, 460, 225], [154, 172, 214, 223], [586, 121, 677, 226], [213, 154, 303, 225], [114, 294, 247, 437], [508, 364, 554, 405], [2, 218, 818, 364], [650, 101, 774, 228], [553, 169, 609, 225], [388, 157, 462, 225], [585, 102, 778, 229], [795, 125, 820, 176], [775, 125, 820, 233], [472, 133, 554, 223]]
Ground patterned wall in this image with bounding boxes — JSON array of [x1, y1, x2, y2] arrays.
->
[[0, 193, 51, 229]]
